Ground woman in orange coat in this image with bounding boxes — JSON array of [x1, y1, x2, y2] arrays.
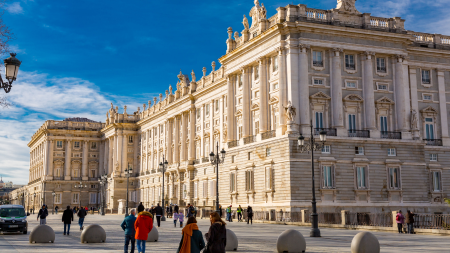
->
[[134, 210, 153, 253]]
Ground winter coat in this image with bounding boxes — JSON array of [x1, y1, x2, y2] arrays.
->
[[247, 207, 253, 218], [62, 209, 74, 224], [178, 213, 184, 223], [77, 209, 87, 219], [177, 224, 205, 253], [137, 203, 145, 213], [396, 213, 405, 224], [154, 206, 163, 216], [174, 205, 179, 213], [38, 208, 48, 219], [134, 211, 153, 241], [205, 222, 226, 253], [405, 212, 415, 224], [121, 213, 137, 236]]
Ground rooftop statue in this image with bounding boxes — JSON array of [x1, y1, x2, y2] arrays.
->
[[336, 0, 360, 14], [243, 15, 249, 30], [249, 0, 262, 28]]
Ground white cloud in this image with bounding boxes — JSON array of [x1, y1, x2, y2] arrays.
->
[[5, 2, 23, 14], [0, 71, 147, 184]]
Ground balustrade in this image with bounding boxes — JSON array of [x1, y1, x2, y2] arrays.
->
[[380, 131, 402, 139], [243, 135, 256, 144], [314, 128, 337, 137], [227, 140, 239, 148], [261, 130, 276, 140], [348, 130, 370, 138], [424, 139, 443, 146]]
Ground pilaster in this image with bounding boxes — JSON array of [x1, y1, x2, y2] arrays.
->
[[242, 67, 251, 137], [226, 75, 235, 142], [286, 43, 300, 129], [259, 57, 269, 133], [437, 69, 450, 145], [82, 140, 88, 180], [362, 52, 378, 136], [64, 140, 71, 180], [331, 48, 345, 133], [299, 44, 310, 134], [277, 46, 287, 134]]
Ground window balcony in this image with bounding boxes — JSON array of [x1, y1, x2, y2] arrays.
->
[[345, 63, 355, 70], [262, 130, 276, 140], [227, 140, 239, 149], [313, 61, 323, 67], [193, 159, 200, 164], [314, 128, 337, 136], [380, 131, 402, 139], [377, 66, 386, 73], [72, 177, 81, 181], [424, 139, 443, 146], [244, 135, 256, 144], [348, 130, 370, 138], [202, 157, 210, 163]]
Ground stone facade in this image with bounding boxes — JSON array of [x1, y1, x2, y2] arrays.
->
[[12, 0, 450, 214]]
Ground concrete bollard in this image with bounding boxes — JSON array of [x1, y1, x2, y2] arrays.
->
[[146, 227, 159, 242], [276, 229, 306, 253], [225, 229, 238, 251], [81, 224, 106, 243], [351, 232, 380, 253], [29, 225, 55, 243]]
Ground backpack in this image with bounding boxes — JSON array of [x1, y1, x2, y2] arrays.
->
[[396, 215, 399, 221]]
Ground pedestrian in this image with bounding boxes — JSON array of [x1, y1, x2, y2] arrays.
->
[[121, 208, 137, 253], [137, 202, 144, 213], [77, 206, 87, 231], [176, 217, 205, 253], [169, 205, 173, 218], [178, 210, 184, 228], [247, 205, 253, 225], [174, 204, 179, 214], [62, 206, 74, 235], [55, 206, 59, 214], [405, 210, 415, 234], [204, 212, 227, 253], [37, 204, 48, 225], [187, 204, 195, 218], [154, 203, 163, 227], [226, 205, 233, 222], [134, 207, 153, 253], [173, 210, 179, 227], [166, 205, 170, 218], [218, 205, 222, 218], [396, 210, 405, 233], [237, 205, 243, 222]]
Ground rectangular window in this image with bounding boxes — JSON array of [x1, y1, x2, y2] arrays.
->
[[355, 146, 364, 155], [389, 167, 400, 189], [345, 55, 355, 70], [230, 172, 236, 192], [57, 141, 63, 148], [313, 78, 323, 85], [265, 167, 272, 190], [203, 181, 207, 198], [423, 94, 432, 101], [356, 167, 367, 189], [313, 51, 323, 67], [55, 193, 62, 204], [128, 136, 133, 143], [323, 166, 333, 188], [315, 112, 323, 129], [348, 114, 356, 131], [245, 170, 254, 191], [425, 118, 434, 139], [346, 81, 357, 88], [194, 182, 198, 198], [74, 141, 80, 148], [430, 153, 438, 161], [322, 145, 331, 154], [376, 58, 386, 72], [422, 70, 431, 84], [254, 66, 259, 80], [377, 83, 388, 90], [266, 147, 271, 157], [196, 109, 201, 119], [380, 116, 388, 132], [209, 180, 216, 197], [206, 104, 210, 116], [215, 100, 219, 111], [255, 121, 259, 135], [432, 171, 442, 192], [72, 193, 79, 204], [388, 148, 396, 156], [273, 56, 278, 72], [239, 75, 243, 87], [231, 155, 235, 163], [182, 184, 187, 199], [248, 152, 251, 160], [238, 126, 243, 139], [91, 142, 97, 149], [89, 193, 97, 204]]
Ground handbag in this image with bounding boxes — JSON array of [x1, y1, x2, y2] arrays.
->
[[201, 243, 209, 253]]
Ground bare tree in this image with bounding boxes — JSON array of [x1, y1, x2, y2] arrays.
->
[[0, 0, 14, 107]]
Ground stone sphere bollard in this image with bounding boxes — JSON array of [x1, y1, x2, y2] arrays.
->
[[146, 227, 159, 242], [81, 224, 106, 243], [351, 232, 380, 253], [276, 229, 306, 253], [225, 229, 238, 251], [29, 225, 55, 243]]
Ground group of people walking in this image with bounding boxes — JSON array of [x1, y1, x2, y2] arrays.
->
[[225, 205, 253, 224], [60, 205, 89, 235], [396, 210, 415, 234]]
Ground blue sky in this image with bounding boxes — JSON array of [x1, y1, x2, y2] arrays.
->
[[1, 0, 450, 184]]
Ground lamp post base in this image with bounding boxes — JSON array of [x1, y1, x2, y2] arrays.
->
[[310, 227, 321, 237], [161, 216, 166, 221]]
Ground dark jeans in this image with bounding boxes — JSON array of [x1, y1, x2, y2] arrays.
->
[[64, 223, 71, 234], [136, 239, 145, 253], [156, 215, 161, 227], [407, 223, 414, 234], [397, 223, 403, 233], [124, 235, 135, 253], [247, 216, 253, 224], [78, 217, 85, 229], [237, 213, 242, 221]]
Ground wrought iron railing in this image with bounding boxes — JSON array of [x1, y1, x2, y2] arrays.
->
[[381, 131, 402, 139], [348, 129, 370, 138], [424, 139, 443, 146], [346, 63, 356, 70], [313, 61, 323, 67], [377, 66, 386, 72], [261, 130, 276, 140], [314, 128, 337, 136], [202, 157, 210, 163], [275, 211, 302, 222], [414, 214, 450, 230], [227, 140, 239, 148], [243, 135, 256, 144], [253, 211, 270, 221], [345, 212, 392, 227], [151, 169, 156, 174], [318, 212, 342, 224]]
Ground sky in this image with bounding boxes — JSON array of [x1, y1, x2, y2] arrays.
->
[[1, 0, 450, 185]]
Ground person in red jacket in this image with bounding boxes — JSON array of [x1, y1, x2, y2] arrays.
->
[[134, 209, 153, 253]]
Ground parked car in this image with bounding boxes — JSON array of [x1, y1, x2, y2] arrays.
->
[[0, 205, 29, 234]]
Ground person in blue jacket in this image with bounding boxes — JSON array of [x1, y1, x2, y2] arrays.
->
[[121, 209, 137, 253]]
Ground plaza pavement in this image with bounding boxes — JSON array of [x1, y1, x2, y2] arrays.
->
[[0, 213, 449, 252]]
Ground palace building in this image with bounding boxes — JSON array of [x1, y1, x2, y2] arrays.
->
[[11, 0, 450, 214]]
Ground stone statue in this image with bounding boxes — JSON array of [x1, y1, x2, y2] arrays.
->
[[411, 109, 418, 130], [249, 0, 261, 27], [260, 3, 267, 19], [159, 93, 163, 102], [336, 0, 360, 14], [153, 97, 157, 104], [284, 101, 296, 122], [169, 85, 173, 94], [110, 103, 113, 109], [191, 70, 196, 82], [242, 15, 249, 30], [124, 105, 127, 115]]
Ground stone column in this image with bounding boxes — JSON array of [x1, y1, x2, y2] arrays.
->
[[116, 133, 123, 175], [299, 45, 310, 133], [103, 139, 108, 175], [362, 52, 377, 135], [277, 47, 287, 132], [99, 140, 104, 176], [189, 106, 196, 160], [174, 116, 180, 163], [182, 112, 188, 161], [108, 137, 113, 176], [64, 140, 71, 180], [133, 134, 138, 172], [226, 76, 235, 142], [220, 95, 225, 145], [286, 44, 300, 131], [331, 49, 344, 132], [394, 55, 407, 132], [146, 130, 150, 171], [437, 70, 450, 145], [210, 100, 214, 152], [168, 119, 173, 164], [43, 140, 48, 177], [82, 140, 88, 180], [259, 57, 269, 133], [48, 140, 54, 177], [122, 134, 128, 174], [242, 67, 251, 137]]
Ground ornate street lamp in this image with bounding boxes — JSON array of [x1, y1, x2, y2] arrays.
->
[[1, 53, 22, 93], [74, 182, 87, 208], [158, 156, 168, 221], [125, 164, 133, 217], [298, 119, 327, 237], [51, 191, 56, 214], [98, 174, 108, 215], [209, 142, 226, 214]]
